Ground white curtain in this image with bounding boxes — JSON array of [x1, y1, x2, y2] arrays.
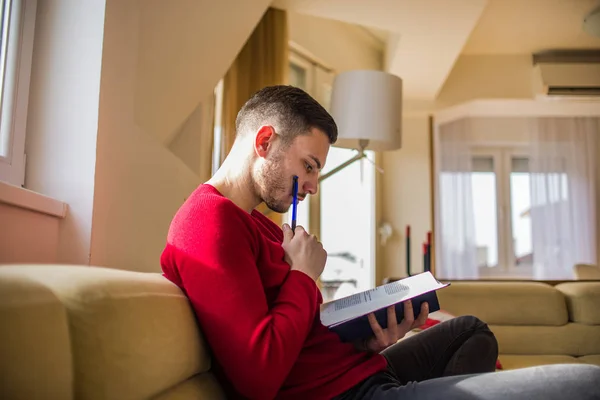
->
[[529, 117, 598, 280], [435, 119, 478, 279]]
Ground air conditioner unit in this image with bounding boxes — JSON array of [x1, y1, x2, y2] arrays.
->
[[532, 63, 600, 97]]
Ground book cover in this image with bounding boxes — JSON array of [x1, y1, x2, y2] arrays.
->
[[320, 272, 450, 342]]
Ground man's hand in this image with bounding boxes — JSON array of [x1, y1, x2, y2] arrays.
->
[[360, 300, 429, 353], [282, 223, 327, 281]]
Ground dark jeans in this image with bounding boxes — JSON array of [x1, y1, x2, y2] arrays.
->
[[382, 315, 498, 383], [333, 315, 600, 400]]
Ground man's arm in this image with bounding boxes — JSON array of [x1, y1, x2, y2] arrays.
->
[[167, 205, 319, 399]]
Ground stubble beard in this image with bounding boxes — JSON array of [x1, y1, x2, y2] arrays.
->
[[255, 150, 290, 214]]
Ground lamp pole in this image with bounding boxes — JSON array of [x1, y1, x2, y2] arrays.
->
[[318, 139, 371, 182], [318, 150, 366, 182]]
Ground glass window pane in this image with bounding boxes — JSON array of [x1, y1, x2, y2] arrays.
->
[[320, 147, 375, 302], [471, 156, 498, 268], [510, 159, 532, 268], [289, 63, 306, 90]]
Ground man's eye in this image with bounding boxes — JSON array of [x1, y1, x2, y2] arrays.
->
[[305, 163, 313, 173]]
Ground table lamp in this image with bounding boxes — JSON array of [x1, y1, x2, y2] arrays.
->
[[319, 70, 403, 182]]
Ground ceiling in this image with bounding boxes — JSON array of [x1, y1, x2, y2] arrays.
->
[[463, 0, 600, 54], [273, 0, 600, 100], [273, 0, 487, 101]]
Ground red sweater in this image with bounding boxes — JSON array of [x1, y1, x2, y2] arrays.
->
[[160, 184, 386, 399]]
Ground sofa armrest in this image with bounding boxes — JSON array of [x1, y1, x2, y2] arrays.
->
[[555, 282, 600, 325]]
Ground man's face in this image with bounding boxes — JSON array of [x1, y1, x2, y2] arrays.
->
[[257, 128, 330, 213]]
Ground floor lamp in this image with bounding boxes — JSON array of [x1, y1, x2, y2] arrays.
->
[[319, 70, 403, 182], [315, 70, 403, 292]]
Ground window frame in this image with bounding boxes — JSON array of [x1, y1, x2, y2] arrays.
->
[[289, 51, 315, 93], [470, 145, 531, 277], [0, 0, 36, 187]]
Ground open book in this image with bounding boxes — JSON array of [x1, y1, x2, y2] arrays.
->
[[320, 272, 450, 342]]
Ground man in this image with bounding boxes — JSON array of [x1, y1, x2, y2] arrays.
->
[[161, 85, 600, 400]]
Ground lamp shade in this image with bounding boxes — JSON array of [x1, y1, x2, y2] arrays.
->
[[329, 70, 402, 152]]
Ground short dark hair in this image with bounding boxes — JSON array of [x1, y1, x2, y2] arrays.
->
[[235, 85, 337, 145]]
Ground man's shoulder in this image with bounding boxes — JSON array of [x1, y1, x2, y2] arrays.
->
[[182, 184, 237, 213], [160, 186, 257, 279], [168, 184, 252, 240]]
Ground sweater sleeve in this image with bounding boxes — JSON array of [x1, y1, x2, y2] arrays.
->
[[169, 203, 319, 399]]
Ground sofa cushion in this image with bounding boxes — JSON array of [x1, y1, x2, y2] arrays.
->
[[490, 323, 600, 356], [0, 265, 215, 400], [497, 354, 580, 370], [577, 355, 600, 367], [555, 282, 600, 324], [438, 282, 568, 326], [0, 268, 73, 400]]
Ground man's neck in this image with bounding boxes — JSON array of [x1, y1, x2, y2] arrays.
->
[[207, 154, 260, 214]]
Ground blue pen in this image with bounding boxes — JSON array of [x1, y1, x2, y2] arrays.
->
[[291, 176, 299, 231]]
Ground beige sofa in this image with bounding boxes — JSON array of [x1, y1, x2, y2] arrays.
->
[[2, 264, 600, 399], [425, 280, 600, 370], [0, 264, 226, 400]]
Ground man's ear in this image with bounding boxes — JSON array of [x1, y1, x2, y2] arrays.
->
[[254, 125, 277, 158]]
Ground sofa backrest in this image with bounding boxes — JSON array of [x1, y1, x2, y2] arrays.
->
[[438, 281, 569, 326], [555, 282, 600, 325], [0, 264, 226, 400], [437, 280, 600, 357]]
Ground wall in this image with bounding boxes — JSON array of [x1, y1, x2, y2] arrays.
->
[[287, 11, 383, 73], [168, 96, 215, 178], [24, 0, 106, 265], [89, 0, 196, 272], [468, 117, 531, 144], [90, 0, 272, 273], [380, 116, 431, 280], [134, 0, 272, 145], [0, 203, 59, 263]]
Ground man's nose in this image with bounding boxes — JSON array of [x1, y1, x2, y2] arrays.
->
[[303, 179, 318, 196]]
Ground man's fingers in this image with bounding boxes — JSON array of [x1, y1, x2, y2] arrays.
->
[[401, 300, 415, 332], [294, 225, 308, 236], [367, 313, 386, 345], [283, 224, 309, 242], [387, 305, 399, 340], [282, 223, 294, 242], [413, 302, 429, 328]]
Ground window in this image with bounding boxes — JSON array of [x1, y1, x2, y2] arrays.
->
[[0, 0, 36, 186], [289, 62, 307, 90], [472, 148, 534, 278], [320, 145, 377, 301], [435, 112, 598, 281]]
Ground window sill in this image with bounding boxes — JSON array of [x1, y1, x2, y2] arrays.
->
[[0, 180, 67, 218]]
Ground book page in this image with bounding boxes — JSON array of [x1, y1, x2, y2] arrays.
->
[[320, 272, 447, 327]]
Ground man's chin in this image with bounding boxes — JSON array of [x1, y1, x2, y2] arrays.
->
[[264, 201, 289, 214]]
